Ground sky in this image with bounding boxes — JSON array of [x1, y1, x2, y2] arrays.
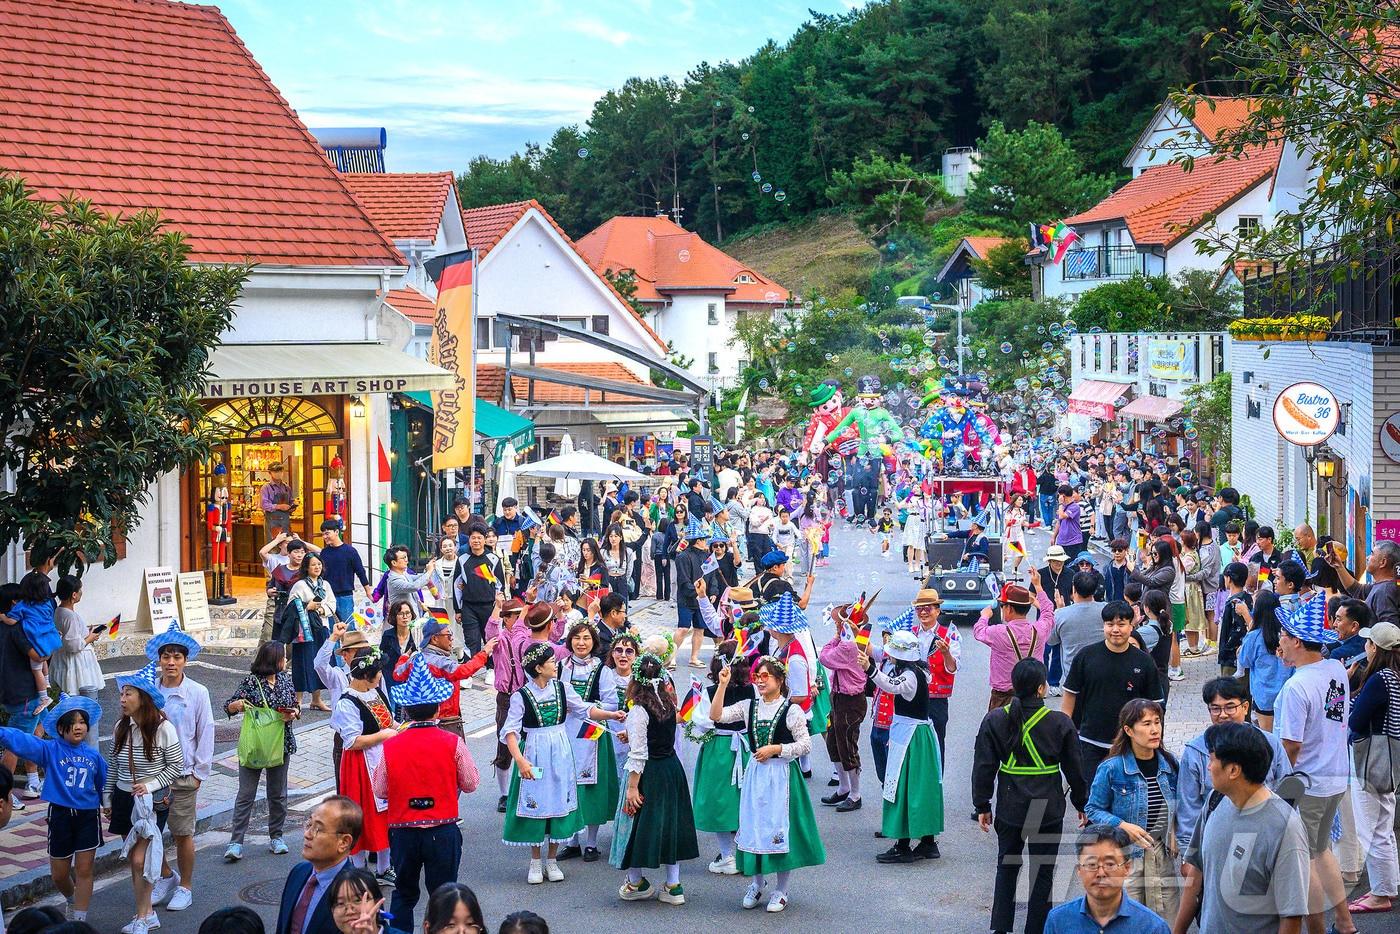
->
[[216, 0, 861, 173]]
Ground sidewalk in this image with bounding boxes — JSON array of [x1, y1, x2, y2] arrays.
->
[[0, 598, 674, 912]]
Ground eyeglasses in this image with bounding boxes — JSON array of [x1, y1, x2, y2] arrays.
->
[[1207, 702, 1245, 716], [914, 604, 940, 613], [613, 647, 636, 656], [1077, 858, 1126, 873]]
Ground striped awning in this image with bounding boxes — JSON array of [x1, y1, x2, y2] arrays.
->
[[1067, 380, 1132, 420]]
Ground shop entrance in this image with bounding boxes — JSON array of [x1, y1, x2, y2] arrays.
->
[[182, 396, 349, 599]]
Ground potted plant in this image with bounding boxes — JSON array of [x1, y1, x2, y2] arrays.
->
[[1227, 314, 1331, 342]]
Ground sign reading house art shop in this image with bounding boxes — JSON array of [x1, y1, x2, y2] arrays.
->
[[202, 342, 456, 400], [204, 377, 422, 398], [1272, 381, 1340, 446]]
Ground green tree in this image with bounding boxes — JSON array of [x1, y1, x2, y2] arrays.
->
[[1164, 268, 1240, 331], [1071, 274, 1173, 331], [978, 0, 1093, 129], [970, 238, 1032, 298], [966, 296, 1070, 352], [826, 153, 952, 236], [964, 121, 1114, 231], [455, 150, 541, 210], [602, 267, 650, 319], [0, 177, 246, 569], [1181, 372, 1231, 483]]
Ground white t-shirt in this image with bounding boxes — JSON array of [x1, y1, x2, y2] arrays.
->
[[1274, 657, 1351, 796]]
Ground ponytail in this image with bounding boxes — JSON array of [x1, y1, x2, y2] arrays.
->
[[1006, 658, 1048, 759]]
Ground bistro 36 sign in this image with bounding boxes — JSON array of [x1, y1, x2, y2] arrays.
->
[[204, 377, 417, 399], [1272, 381, 1340, 446]]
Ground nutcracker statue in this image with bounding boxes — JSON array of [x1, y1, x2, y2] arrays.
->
[[206, 460, 236, 605], [325, 451, 348, 530]]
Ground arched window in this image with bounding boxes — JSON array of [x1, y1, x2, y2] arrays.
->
[[203, 397, 340, 441]]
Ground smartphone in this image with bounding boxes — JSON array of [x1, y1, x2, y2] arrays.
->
[[89, 624, 108, 635]]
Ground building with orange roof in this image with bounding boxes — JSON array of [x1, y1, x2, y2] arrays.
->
[[936, 236, 1021, 313], [0, 0, 454, 628], [576, 213, 792, 390], [1124, 96, 1262, 177]]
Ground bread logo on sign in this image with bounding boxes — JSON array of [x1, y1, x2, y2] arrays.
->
[[1380, 413, 1400, 466], [1272, 382, 1339, 446]]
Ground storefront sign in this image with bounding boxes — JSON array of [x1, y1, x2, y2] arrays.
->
[[135, 566, 181, 633], [204, 377, 419, 399], [1375, 519, 1400, 543], [1380, 413, 1400, 464], [1272, 381, 1340, 446], [1146, 338, 1195, 381], [690, 435, 714, 487], [176, 571, 211, 631], [426, 249, 476, 472]]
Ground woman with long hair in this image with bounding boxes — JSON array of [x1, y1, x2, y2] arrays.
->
[[281, 552, 335, 711], [1132, 538, 1182, 680], [972, 659, 1088, 934], [1139, 591, 1174, 702], [651, 520, 674, 602], [223, 641, 298, 863], [578, 538, 607, 589], [602, 524, 633, 604], [424, 881, 486, 934], [1179, 530, 1209, 656], [614, 652, 700, 904], [1236, 589, 1289, 732], [1347, 627, 1400, 913], [103, 671, 183, 934], [325, 867, 386, 934], [332, 650, 397, 880], [555, 621, 619, 863], [692, 640, 756, 877], [649, 485, 675, 527], [1085, 699, 1180, 919], [377, 600, 418, 695]]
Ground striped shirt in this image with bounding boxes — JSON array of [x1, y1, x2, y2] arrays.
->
[[102, 719, 185, 806]]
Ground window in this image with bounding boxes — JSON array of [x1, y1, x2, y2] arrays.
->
[[735, 274, 755, 284], [708, 303, 720, 325], [1237, 216, 1261, 237], [1109, 336, 1119, 371], [737, 357, 749, 374], [591, 315, 610, 336], [475, 316, 491, 350], [1093, 336, 1103, 371], [708, 352, 719, 373]]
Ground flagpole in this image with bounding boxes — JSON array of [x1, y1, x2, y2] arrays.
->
[[468, 248, 479, 519]]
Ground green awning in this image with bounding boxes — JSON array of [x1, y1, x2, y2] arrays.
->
[[403, 392, 535, 452]]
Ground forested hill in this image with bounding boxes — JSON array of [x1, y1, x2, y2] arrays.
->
[[457, 0, 1238, 242]]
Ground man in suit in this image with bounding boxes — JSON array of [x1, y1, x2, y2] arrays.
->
[[276, 796, 362, 934]]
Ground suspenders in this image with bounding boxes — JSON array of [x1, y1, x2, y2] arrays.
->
[[998, 705, 1059, 776]]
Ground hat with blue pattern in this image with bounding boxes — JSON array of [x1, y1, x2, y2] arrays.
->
[[1280, 594, 1337, 644], [684, 516, 711, 541], [884, 608, 917, 633], [758, 592, 808, 634], [42, 693, 103, 739], [115, 662, 165, 710], [390, 653, 454, 707], [145, 621, 202, 663]]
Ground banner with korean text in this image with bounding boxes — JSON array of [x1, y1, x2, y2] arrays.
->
[[425, 249, 476, 472]]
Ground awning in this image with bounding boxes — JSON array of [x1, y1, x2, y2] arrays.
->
[[1119, 395, 1185, 423], [590, 410, 691, 434], [403, 392, 536, 451], [204, 342, 454, 400], [1067, 379, 1132, 420]]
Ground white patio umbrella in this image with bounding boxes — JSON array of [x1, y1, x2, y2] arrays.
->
[[495, 442, 519, 511], [516, 449, 646, 482], [553, 433, 581, 498]]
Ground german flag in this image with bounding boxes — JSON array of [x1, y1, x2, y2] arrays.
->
[[678, 680, 702, 723], [473, 564, 497, 586], [1007, 539, 1026, 558], [108, 614, 122, 639], [854, 622, 872, 648], [427, 606, 450, 624], [577, 721, 606, 741]]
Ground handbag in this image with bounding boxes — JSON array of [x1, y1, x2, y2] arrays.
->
[[236, 678, 286, 769], [1353, 735, 1400, 794]]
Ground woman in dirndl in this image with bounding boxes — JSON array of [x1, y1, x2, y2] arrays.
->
[[502, 642, 624, 885], [862, 629, 944, 863], [711, 653, 826, 913], [331, 649, 397, 881], [616, 652, 700, 905], [762, 593, 828, 777], [554, 620, 619, 863], [691, 639, 755, 876]]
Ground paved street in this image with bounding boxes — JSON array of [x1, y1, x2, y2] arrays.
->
[[8, 521, 1398, 934]]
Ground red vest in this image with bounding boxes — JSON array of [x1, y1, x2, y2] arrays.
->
[[383, 725, 460, 828], [874, 688, 895, 728], [779, 639, 814, 712], [926, 624, 955, 699]]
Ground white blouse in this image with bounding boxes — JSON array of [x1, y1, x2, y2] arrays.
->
[[501, 678, 596, 742], [872, 663, 920, 701], [289, 578, 338, 617], [717, 696, 811, 760]]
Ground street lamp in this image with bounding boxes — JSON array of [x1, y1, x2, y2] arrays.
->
[[350, 396, 366, 418]]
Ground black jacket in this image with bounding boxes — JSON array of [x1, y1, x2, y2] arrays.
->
[[674, 547, 710, 610], [972, 700, 1088, 826]]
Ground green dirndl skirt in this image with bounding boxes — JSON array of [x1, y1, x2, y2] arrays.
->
[[736, 760, 827, 875], [575, 737, 620, 827], [881, 723, 944, 840], [619, 755, 700, 870], [692, 732, 750, 834], [808, 661, 832, 736], [502, 767, 584, 846]]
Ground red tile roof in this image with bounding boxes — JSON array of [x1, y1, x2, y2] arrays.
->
[[0, 0, 402, 267], [963, 236, 1017, 259], [576, 215, 790, 305], [476, 362, 656, 405], [1188, 96, 1262, 143], [339, 172, 457, 241], [385, 287, 436, 325], [1066, 145, 1281, 248], [462, 199, 666, 351]]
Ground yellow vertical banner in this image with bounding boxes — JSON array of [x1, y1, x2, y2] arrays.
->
[[425, 249, 475, 472]]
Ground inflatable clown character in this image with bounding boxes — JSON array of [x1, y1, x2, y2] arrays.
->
[[918, 379, 1004, 472], [825, 375, 903, 460], [799, 381, 857, 466]]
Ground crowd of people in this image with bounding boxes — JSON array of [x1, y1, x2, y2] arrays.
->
[[2, 435, 1399, 934]]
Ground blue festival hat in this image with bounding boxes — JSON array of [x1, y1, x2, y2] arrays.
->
[[390, 653, 454, 707], [145, 621, 202, 663], [884, 608, 917, 633], [1281, 595, 1337, 644], [759, 549, 789, 570], [115, 662, 166, 710], [758, 592, 808, 634], [685, 517, 711, 541], [42, 693, 103, 739]]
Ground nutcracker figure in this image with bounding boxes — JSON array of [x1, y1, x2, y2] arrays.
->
[[206, 461, 236, 604], [326, 451, 348, 529]]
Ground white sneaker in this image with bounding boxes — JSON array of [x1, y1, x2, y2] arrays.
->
[[708, 853, 738, 875], [151, 869, 179, 906], [619, 878, 658, 901], [658, 883, 685, 905], [767, 893, 789, 913], [122, 913, 159, 933], [166, 887, 193, 912], [545, 860, 563, 882], [1200, 642, 1217, 655], [527, 860, 543, 885], [742, 880, 765, 909], [1168, 667, 1186, 682]]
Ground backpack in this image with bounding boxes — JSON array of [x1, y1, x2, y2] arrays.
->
[[650, 529, 667, 559]]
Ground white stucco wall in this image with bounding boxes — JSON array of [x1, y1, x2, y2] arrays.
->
[[651, 291, 740, 390], [1126, 105, 1215, 176]]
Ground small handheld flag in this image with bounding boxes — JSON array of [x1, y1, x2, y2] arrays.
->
[[108, 613, 122, 639], [701, 554, 720, 576], [733, 625, 749, 658], [1007, 540, 1027, 558], [854, 621, 872, 648], [577, 721, 606, 741], [427, 606, 450, 624], [678, 680, 702, 722], [427, 580, 441, 599], [586, 569, 605, 586], [473, 564, 497, 586]]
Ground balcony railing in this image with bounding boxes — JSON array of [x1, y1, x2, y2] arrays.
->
[[1061, 246, 1146, 281], [1240, 234, 1400, 345]]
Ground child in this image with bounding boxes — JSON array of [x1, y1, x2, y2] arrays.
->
[[876, 509, 895, 558], [1005, 496, 1028, 577], [772, 509, 799, 580], [0, 696, 106, 922], [902, 496, 927, 578], [1216, 562, 1252, 678], [11, 566, 63, 717]]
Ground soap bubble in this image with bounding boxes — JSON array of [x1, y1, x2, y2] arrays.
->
[[752, 171, 762, 182], [843, 367, 853, 377], [1000, 342, 1013, 354], [824, 352, 833, 361], [775, 190, 786, 202], [577, 148, 589, 158], [761, 183, 772, 193], [758, 378, 769, 389], [741, 133, 750, 141], [977, 348, 988, 360], [747, 105, 755, 113], [1041, 341, 1053, 353]]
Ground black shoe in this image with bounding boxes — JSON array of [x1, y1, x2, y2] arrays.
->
[[874, 829, 885, 838], [556, 844, 583, 861], [835, 797, 863, 813], [827, 778, 840, 787], [876, 844, 916, 864], [913, 839, 941, 860], [802, 769, 812, 779], [820, 791, 849, 806], [497, 795, 507, 814], [582, 846, 601, 863]]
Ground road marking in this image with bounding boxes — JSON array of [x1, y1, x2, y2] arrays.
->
[[468, 724, 496, 738]]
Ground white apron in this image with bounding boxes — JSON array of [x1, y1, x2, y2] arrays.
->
[[737, 756, 791, 855], [883, 714, 923, 804], [516, 723, 577, 820], [563, 660, 601, 785]]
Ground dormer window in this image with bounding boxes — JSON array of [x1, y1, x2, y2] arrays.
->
[[735, 273, 755, 284]]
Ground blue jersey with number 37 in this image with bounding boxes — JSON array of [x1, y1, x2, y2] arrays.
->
[[0, 727, 107, 810]]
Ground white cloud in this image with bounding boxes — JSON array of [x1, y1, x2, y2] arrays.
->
[[571, 17, 635, 46]]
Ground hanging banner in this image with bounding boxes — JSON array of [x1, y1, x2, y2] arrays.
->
[[1146, 338, 1195, 381], [425, 250, 476, 472]]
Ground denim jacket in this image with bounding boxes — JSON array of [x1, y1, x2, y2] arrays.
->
[[1085, 751, 1178, 857]]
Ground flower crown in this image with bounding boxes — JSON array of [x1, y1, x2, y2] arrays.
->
[[751, 654, 788, 679], [611, 631, 642, 652], [522, 642, 556, 671], [633, 652, 669, 687]]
